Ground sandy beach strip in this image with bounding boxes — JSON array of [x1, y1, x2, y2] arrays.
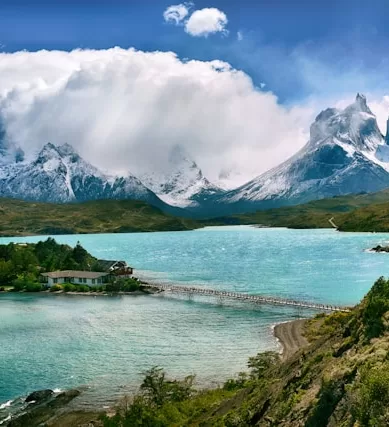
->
[[274, 319, 309, 360]]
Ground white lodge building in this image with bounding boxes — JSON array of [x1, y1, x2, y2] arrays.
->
[[41, 271, 111, 287]]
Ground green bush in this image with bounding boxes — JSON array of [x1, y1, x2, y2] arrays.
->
[[25, 282, 43, 292], [362, 277, 389, 338], [63, 283, 76, 292], [12, 278, 26, 291], [106, 278, 141, 293], [247, 351, 280, 379], [50, 284, 63, 292], [75, 285, 90, 292], [223, 372, 248, 391], [353, 364, 389, 426]]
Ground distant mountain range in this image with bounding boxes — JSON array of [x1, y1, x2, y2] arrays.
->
[[1, 94, 389, 217]]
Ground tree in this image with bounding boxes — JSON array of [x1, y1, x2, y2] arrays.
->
[[72, 242, 89, 267], [0, 259, 16, 285], [11, 248, 38, 276], [247, 351, 280, 379], [140, 367, 195, 407]]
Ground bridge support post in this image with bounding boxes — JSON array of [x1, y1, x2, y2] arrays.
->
[[295, 306, 303, 319]]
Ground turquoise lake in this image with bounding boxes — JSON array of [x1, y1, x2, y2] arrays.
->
[[1, 226, 389, 418]]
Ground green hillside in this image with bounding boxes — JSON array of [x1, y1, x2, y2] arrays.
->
[[3, 188, 389, 237], [0, 198, 200, 236], [233, 189, 389, 230]]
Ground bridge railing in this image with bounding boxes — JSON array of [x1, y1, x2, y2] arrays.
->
[[142, 283, 350, 312]]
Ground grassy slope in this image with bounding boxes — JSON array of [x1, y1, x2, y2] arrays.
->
[[233, 189, 389, 230], [337, 201, 389, 231], [0, 198, 200, 236]]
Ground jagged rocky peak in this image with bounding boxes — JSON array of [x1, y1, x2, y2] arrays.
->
[[34, 142, 82, 167], [310, 93, 382, 151], [57, 142, 80, 157], [347, 92, 372, 113]]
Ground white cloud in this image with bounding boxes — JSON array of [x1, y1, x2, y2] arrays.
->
[[369, 96, 389, 135], [237, 31, 243, 41], [163, 3, 192, 25], [0, 48, 311, 187], [185, 7, 228, 37]]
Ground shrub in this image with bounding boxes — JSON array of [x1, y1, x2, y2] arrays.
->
[[353, 364, 389, 426], [25, 282, 43, 292], [76, 285, 90, 292], [247, 351, 280, 379], [50, 284, 63, 292], [362, 277, 389, 339], [12, 278, 26, 291], [63, 283, 76, 292], [139, 367, 195, 408], [106, 278, 141, 293], [224, 372, 248, 391]]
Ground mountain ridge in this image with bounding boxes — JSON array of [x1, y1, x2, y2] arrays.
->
[[0, 94, 388, 217], [208, 94, 389, 215]]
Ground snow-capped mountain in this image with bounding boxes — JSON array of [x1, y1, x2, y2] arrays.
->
[[139, 145, 225, 208], [0, 142, 165, 207], [214, 94, 389, 213]]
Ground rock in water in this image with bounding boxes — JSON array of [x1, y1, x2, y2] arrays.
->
[[25, 389, 54, 404]]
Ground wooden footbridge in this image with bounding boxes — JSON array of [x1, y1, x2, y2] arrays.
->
[[142, 283, 350, 313]]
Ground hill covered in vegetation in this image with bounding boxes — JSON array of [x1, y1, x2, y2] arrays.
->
[[97, 276, 389, 426], [3, 189, 389, 236], [0, 198, 200, 236], [233, 189, 389, 230]]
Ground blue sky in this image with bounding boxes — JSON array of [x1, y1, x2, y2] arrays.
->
[[1, 0, 389, 104], [1, 1, 389, 185]]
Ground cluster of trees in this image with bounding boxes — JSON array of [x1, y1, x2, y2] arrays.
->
[[0, 238, 98, 291]]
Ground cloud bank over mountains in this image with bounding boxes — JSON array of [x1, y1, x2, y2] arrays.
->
[[0, 47, 311, 187]]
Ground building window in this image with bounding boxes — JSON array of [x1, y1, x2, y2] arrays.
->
[[92, 279, 95, 285], [53, 278, 58, 284], [97, 278, 101, 284], [83, 278, 87, 283], [79, 278, 82, 283]]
